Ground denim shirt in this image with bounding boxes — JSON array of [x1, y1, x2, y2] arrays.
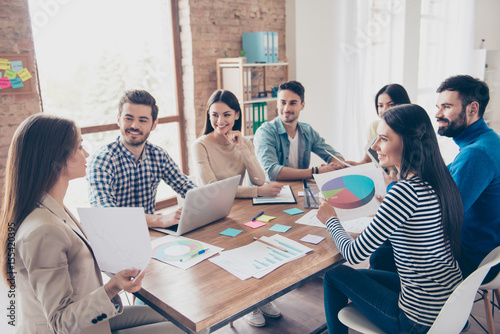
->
[[254, 117, 343, 181]]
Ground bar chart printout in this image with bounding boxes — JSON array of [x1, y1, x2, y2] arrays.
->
[[209, 234, 312, 279]]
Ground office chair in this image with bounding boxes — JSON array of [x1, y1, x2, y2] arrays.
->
[[472, 261, 500, 334], [337, 246, 500, 334]]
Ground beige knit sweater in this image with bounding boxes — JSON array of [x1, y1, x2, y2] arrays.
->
[[191, 135, 265, 198]]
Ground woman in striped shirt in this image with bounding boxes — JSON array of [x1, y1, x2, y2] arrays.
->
[[317, 104, 463, 334]]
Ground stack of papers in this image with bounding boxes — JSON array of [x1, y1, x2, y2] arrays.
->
[[209, 234, 312, 280]]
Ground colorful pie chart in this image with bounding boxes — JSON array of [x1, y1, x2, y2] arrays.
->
[[321, 175, 375, 209], [152, 240, 204, 262]]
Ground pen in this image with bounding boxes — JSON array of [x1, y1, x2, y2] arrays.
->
[[253, 237, 288, 252], [254, 177, 270, 184], [251, 211, 264, 221], [324, 149, 353, 167], [180, 249, 207, 262], [308, 187, 319, 206], [303, 179, 311, 207]]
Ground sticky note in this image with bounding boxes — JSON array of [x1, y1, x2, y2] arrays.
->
[[300, 234, 325, 244], [244, 220, 266, 229], [10, 78, 23, 89], [0, 59, 10, 70], [256, 214, 276, 223], [284, 208, 305, 215], [219, 228, 243, 237], [10, 60, 23, 72], [269, 224, 292, 233], [18, 68, 32, 82], [3, 69, 17, 80], [0, 77, 12, 89]]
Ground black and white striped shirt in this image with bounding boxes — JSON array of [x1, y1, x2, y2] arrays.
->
[[326, 176, 462, 326]]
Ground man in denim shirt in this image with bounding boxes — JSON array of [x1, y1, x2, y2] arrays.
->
[[254, 80, 345, 181]]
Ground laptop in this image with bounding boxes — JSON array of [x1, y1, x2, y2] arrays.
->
[[151, 175, 240, 236]]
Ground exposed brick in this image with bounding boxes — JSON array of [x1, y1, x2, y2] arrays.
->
[[0, 0, 42, 198]]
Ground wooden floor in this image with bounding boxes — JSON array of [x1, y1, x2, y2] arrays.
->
[[213, 277, 500, 334]]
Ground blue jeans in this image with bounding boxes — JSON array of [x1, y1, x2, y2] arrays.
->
[[323, 265, 430, 334]]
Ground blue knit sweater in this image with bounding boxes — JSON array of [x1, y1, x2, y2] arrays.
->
[[449, 118, 500, 266]]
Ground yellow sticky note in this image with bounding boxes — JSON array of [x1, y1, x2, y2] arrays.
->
[[256, 214, 276, 223], [3, 69, 17, 80], [0, 59, 10, 70], [18, 68, 32, 82]]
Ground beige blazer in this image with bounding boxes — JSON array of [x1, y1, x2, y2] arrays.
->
[[15, 194, 122, 334]]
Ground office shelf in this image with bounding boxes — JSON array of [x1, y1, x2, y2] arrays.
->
[[216, 57, 288, 136]]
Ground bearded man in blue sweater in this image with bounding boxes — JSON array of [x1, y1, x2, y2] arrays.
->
[[436, 75, 500, 281]]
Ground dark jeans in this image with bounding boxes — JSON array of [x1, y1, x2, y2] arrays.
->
[[369, 240, 397, 273], [370, 243, 500, 283], [323, 265, 430, 334]]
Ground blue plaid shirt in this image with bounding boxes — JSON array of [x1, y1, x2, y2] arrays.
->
[[87, 137, 196, 214]]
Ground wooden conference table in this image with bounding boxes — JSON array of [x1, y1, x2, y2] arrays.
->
[[136, 181, 346, 334]]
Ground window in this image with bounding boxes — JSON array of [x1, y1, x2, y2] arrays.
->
[[28, 0, 185, 212]]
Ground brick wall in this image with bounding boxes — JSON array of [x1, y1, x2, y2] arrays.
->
[[179, 0, 287, 172], [0, 0, 42, 197], [0, 0, 286, 189]]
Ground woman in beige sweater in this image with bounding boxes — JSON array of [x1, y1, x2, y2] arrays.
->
[[192, 89, 282, 199], [191, 89, 283, 327]]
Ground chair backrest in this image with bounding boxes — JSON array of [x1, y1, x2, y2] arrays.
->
[[428, 246, 500, 334], [479, 251, 500, 290]]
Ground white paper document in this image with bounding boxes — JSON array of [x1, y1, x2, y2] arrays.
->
[[295, 209, 326, 228], [252, 185, 297, 205], [300, 234, 325, 244], [313, 163, 386, 221], [209, 234, 312, 280], [295, 209, 372, 234], [341, 217, 373, 234], [151, 235, 223, 270], [78, 207, 151, 274]]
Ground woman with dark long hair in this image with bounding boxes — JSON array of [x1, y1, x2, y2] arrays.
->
[[0, 114, 182, 334], [191, 89, 283, 327], [359, 83, 411, 164], [192, 89, 282, 199], [317, 104, 463, 334]]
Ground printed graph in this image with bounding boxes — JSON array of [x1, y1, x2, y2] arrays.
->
[[321, 175, 375, 209]]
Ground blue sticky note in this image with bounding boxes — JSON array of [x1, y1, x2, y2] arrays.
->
[[219, 228, 243, 237], [269, 224, 292, 233], [283, 208, 305, 215], [10, 78, 24, 89], [11, 60, 23, 72]]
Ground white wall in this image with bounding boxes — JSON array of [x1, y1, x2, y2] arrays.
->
[[290, 0, 365, 162], [286, 0, 500, 165], [475, 0, 500, 132]]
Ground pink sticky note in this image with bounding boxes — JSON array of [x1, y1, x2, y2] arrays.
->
[[0, 77, 12, 89], [244, 220, 267, 229]]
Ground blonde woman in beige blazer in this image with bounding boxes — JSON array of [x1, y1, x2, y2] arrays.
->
[[0, 114, 184, 334]]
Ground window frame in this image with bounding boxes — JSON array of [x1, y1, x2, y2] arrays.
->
[[80, 0, 186, 210]]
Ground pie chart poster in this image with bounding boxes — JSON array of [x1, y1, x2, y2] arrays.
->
[[313, 163, 386, 221]]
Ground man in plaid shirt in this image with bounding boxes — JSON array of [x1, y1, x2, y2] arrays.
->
[[87, 90, 197, 228]]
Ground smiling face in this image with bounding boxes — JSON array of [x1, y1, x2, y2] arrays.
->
[[435, 90, 468, 138], [117, 102, 157, 149], [209, 102, 239, 136], [278, 89, 304, 125], [377, 93, 395, 116], [371, 120, 403, 171], [65, 134, 90, 180]]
